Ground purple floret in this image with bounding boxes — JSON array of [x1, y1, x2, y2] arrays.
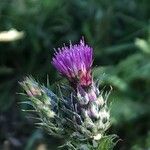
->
[[52, 38, 93, 87]]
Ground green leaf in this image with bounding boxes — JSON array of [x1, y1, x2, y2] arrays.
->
[[97, 135, 118, 150]]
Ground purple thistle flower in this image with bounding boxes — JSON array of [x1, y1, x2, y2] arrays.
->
[[52, 38, 93, 87]]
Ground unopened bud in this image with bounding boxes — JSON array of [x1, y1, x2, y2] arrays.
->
[[77, 86, 89, 105], [27, 86, 42, 97], [21, 77, 42, 97], [87, 88, 97, 101], [88, 102, 99, 119]]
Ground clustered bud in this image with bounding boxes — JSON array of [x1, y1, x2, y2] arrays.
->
[[20, 38, 113, 149], [52, 39, 110, 140], [72, 84, 110, 140]]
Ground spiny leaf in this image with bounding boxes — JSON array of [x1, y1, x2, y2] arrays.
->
[[97, 135, 118, 150]]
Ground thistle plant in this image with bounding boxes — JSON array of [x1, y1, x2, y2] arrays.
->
[[20, 38, 117, 150]]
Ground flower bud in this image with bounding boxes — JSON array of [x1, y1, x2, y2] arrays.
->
[[21, 77, 42, 97], [77, 86, 89, 105], [87, 88, 97, 101], [87, 102, 100, 119]]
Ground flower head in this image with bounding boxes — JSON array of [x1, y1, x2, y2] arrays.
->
[[52, 38, 93, 87]]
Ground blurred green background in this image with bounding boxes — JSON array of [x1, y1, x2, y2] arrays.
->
[[0, 0, 150, 149]]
